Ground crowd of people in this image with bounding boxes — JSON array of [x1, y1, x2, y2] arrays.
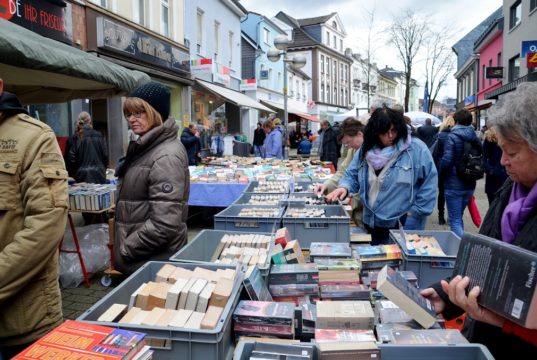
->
[[1, 71, 537, 359]]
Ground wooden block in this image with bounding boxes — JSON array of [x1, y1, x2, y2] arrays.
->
[[169, 267, 194, 284], [169, 309, 193, 328], [142, 307, 166, 326], [178, 277, 198, 310], [185, 278, 208, 311], [193, 267, 218, 283], [196, 282, 215, 313], [135, 282, 158, 310], [209, 277, 233, 308], [165, 278, 188, 310], [201, 306, 224, 330], [156, 264, 177, 283], [129, 310, 151, 325], [97, 303, 127, 322], [118, 307, 142, 324], [155, 309, 179, 327], [129, 283, 147, 309], [184, 311, 205, 329], [147, 283, 172, 310]]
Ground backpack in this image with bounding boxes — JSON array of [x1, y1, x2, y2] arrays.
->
[[454, 135, 484, 181]]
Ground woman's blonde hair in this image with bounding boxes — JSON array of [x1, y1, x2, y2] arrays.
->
[[484, 128, 497, 143], [123, 97, 163, 129], [439, 116, 455, 132], [263, 119, 275, 130]]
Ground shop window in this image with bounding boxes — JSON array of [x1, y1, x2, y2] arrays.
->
[[508, 55, 520, 82]]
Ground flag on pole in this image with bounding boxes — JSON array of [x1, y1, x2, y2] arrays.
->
[[423, 81, 429, 113]]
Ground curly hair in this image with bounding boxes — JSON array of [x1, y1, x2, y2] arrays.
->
[[488, 82, 537, 152], [361, 107, 408, 159]]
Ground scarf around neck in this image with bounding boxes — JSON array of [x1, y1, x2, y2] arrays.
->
[[501, 181, 537, 244], [365, 135, 411, 171]]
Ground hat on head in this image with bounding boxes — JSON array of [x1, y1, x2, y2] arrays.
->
[[129, 82, 170, 121]]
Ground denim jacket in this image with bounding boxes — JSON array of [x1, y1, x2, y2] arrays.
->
[[440, 124, 480, 190], [339, 138, 438, 228], [264, 128, 283, 159]]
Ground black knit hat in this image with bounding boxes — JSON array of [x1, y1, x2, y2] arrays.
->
[[129, 82, 170, 121]]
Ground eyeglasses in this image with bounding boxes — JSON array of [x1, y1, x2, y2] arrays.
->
[[124, 112, 144, 121]]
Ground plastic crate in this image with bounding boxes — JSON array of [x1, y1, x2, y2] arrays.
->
[[244, 181, 289, 194], [234, 341, 318, 360], [234, 192, 286, 206], [290, 181, 314, 193], [282, 205, 350, 249], [214, 205, 283, 233], [379, 344, 494, 360], [279, 193, 340, 207], [169, 229, 273, 277], [389, 230, 461, 288], [77, 261, 242, 360]]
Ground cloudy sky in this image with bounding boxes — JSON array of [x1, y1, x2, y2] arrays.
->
[[240, 0, 503, 100]]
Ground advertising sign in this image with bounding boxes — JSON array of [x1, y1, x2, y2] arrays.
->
[[240, 79, 257, 91], [485, 67, 503, 79], [528, 52, 537, 69], [521, 40, 537, 58], [0, 0, 73, 44]]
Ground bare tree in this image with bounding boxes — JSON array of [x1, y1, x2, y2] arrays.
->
[[424, 26, 455, 113], [387, 10, 427, 111], [362, 5, 377, 109]]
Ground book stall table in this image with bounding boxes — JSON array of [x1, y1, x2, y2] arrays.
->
[[188, 183, 248, 207], [60, 207, 114, 288]]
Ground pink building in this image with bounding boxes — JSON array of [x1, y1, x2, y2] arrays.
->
[[474, 17, 503, 117]]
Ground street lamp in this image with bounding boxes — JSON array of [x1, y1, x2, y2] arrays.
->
[[267, 34, 307, 159]]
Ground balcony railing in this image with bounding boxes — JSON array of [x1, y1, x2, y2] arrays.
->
[[485, 72, 537, 100]]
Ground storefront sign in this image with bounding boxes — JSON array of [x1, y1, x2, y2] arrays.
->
[[521, 40, 537, 58], [190, 58, 213, 74], [96, 17, 190, 75], [0, 0, 72, 44], [214, 63, 230, 87], [240, 79, 257, 91], [485, 67, 503, 79], [527, 52, 537, 69]]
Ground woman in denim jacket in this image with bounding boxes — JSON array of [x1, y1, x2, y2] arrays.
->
[[326, 107, 438, 244]]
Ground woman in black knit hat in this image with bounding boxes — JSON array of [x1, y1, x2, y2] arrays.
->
[[113, 82, 190, 275]]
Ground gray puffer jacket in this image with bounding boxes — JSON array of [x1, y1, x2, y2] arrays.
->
[[113, 118, 189, 275]]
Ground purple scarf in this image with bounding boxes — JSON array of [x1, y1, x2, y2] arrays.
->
[[501, 182, 537, 243], [365, 135, 411, 171]]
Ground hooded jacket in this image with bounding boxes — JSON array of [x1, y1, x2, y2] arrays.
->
[[113, 118, 190, 275], [180, 127, 200, 166], [0, 92, 68, 345], [440, 124, 480, 190]]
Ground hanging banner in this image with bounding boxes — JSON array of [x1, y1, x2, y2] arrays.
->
[[240, 79, 257, 91]]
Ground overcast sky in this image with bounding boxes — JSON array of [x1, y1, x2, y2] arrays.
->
[[240, 0, 503, 100]]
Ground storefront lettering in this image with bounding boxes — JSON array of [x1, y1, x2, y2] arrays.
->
[[137, 37, 155, 57], [0, 1, 65, 32]]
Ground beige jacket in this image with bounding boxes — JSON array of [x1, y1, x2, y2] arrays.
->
[[0, 112, 68, 346]]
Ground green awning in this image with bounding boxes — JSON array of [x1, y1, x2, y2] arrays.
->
[[0, 19, 150, 104]]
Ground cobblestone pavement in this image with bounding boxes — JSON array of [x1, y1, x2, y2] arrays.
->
[[61, 179, 489, 320]]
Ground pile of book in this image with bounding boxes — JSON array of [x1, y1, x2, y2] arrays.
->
[[268, 264, 319, 302], [13, 320, 152, 360], [68, 183, 116, 211], [96, 264, 237, 333], [403, 233, 447, 256], [233, 300, 296, 339], [354, 244, 402, 271], [237, 341, 316, 360], [210, 233, 271, 268], [271, 237, 306, 265]]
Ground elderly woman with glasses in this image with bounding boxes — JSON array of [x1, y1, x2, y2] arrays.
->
[[113, 82, 190, 276], [421, 83, 537, 359], [326, 106, 438, 244]]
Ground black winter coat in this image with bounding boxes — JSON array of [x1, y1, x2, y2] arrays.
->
[[70, 126, 108, 184], [320, 126, 339, 170], [417, 124, 439, 148], [483, 139, 508, 196], [432, 178, 537, 359]]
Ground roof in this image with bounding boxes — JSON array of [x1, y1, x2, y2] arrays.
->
[[287, 65, 311, 80], [245, 11, 287, 35], [241, 31, 258, 50], [274, 11, 352, 62], [297, 13, 336, 27], [452, 7, 502, 70], [474, 17, 503, 52]]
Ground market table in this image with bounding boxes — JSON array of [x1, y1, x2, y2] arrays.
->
[[188, 182, 248, 207]]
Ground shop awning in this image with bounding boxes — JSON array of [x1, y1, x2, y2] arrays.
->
[[0, 19, 150, 104], [196, 79, 273, 112], [260, 99, 319, 122]]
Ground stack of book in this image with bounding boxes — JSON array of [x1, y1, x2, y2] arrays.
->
[[296, 302, 316, 341], [309, 242, 352, 262], [316, 301, 375, 330], [317, 342, 380, 360], [268, 264, 319, 303], [96, 264, 238, 333], [237, 341, 315, 360], [13, 320, 152, 360], [68, 183, 116, 211], [233, 300, 296, 339], [210, 233, 271, 268], [354, 244, 402, 271], [271, 240, 306, 264]]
